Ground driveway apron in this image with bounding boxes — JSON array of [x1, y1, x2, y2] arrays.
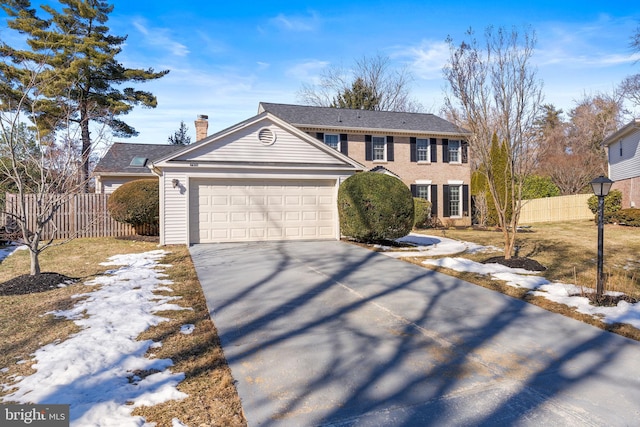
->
[[190, 241, 640, 426]]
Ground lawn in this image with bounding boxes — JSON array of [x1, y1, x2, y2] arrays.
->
[[0, 237, 246, 426]]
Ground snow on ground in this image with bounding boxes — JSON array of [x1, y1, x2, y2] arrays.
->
[[423, 256, 640, 329], [373, 233, 640, 330], [1, 249, 190, 427], [0, 243, 27, 263], [377, 233, 502, 258]]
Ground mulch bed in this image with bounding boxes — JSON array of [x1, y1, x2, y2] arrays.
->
[[482, 256, 547, 271], [0, 273, 78, 296]]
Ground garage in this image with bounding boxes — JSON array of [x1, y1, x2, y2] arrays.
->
[[154, 112, 363, 245], [189, 178, 337, 243]]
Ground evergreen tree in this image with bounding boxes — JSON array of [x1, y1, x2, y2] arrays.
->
[[0, 0, 169, 191], [168, 121, 191, 145], [331, 78, 380, 110]]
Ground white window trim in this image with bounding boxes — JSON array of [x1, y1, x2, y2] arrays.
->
[[324, 133, 340, 151], [372, 135, 387, 162], [447, 183, 463, 218], [415, 183, 431, 201], [416, 138, 430, 163], [448, 139, 462, 164]]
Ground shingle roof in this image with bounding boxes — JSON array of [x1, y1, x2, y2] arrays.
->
[[94, 143, 184, 174], [258, 102, 470, 135]]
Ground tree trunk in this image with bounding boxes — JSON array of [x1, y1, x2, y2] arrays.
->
[[80, 101, 91, 193], [30, 249, 41, 276]]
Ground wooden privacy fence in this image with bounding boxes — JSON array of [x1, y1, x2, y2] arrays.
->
[[3, 193, 138, 240], [518, 193, 594, 224]]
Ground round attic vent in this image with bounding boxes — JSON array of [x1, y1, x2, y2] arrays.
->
[[258, 127, 276, 145]]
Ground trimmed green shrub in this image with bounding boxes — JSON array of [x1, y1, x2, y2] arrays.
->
[[587, 189, 622, 221], [606, 208, 640, 226], [413, 197, 432, 229], [522, 175, 560, 199], [108, 179, 159, 235], [338, 172, 414, 242]]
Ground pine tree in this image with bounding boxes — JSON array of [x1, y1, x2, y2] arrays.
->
[[0, 0, 169, 191], [168, 121, 191, 145], [331, 78, 380, 110]]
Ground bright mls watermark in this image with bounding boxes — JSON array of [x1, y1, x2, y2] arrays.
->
[[2, 404, 69, 426]]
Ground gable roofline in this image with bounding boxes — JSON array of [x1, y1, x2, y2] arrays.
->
[[603, 118, 640, 147], [258, 102, 472, 137], [152, 111, 366, 171]]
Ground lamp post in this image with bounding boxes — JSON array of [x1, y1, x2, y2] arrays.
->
[[590, 175, 614, 300]]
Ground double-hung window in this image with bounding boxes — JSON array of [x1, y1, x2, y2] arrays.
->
[[416, 184, 430, 200], [448, 140, 461, 163], [324, 134, 339, 151], [372, 136, 386, 161], [448, 185, 461, 217], [416, 138, 429, 162]]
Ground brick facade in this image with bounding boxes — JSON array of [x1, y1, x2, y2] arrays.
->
[[611, 177, 640, 209], [303, 129, 472, 226]]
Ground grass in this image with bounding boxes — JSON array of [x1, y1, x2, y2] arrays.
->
[[0, 237, 246, 426], [406, 220, 640, 340]]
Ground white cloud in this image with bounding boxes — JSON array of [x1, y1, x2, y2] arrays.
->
[[394, 40, 450, 80], [286, 59, 330, 84], [269, 12, 320, 32], [133, 19, 190, 57]]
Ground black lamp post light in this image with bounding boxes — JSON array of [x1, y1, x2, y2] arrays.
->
[[590, 175, 614, 300]]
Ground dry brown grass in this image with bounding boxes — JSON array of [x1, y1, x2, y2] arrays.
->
[[407, 220, 640, 340], [0, 238, 246, 427]]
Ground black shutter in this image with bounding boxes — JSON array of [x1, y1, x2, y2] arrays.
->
[[410, 184, 417, 197], [431, 185, 438, 217], [410, 137, 417, 162], [443, 185, 450, 217], [442, 139, 449, 163], [463, 185, 469, 216], [387, 136, 394, 161], [365, 135, 372, 161], [462, 140, 468, 164], [316, 132, 324, 142], [430, 138, 437, 163], [340, 134, 349, 155]]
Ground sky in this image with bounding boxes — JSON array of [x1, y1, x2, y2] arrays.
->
[[2, 233, 640, 425], [1, 1, 640, 147]]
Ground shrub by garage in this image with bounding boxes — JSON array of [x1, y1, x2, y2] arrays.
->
[[338, 172, 414, 243], [107, 179, 159, 235]]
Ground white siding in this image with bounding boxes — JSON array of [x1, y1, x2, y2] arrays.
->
[[162, 171, 189, 245], [609, 128, 640, 181], [98, 176, 156, 194], [173, 121, 343, 165]]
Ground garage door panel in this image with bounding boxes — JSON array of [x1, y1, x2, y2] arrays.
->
[[190, 179, 336, 243]]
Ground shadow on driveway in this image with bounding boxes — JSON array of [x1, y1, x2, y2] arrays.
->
[[190, 240, 640, 426]]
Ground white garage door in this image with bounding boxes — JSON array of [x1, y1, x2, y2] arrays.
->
[[189, 179, 337, 243]]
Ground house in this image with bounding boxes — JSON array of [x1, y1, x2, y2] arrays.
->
[[94, 103, 471, 245], [604, 118, 640, 209], [258, 103, 472, 225]]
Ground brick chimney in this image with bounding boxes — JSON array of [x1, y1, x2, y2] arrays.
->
[[194, 114, 208, 141]]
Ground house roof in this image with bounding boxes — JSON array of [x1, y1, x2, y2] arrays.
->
[[94, 143, 184, 174], [603, 118, 640, 147], [258, 102, 471, 136]]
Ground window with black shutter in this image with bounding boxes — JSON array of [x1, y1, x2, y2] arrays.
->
[[410, 137, 417, 162], [442, 139, 449, 163], [365, 135, 372, 161], [387, 136, 394, 161], [430, 138, 437, 163], [443, 185, 450, 217], [340, 134, 349, 155]]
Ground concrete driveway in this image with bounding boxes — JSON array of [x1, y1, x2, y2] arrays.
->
[[190, 240, 640, 426]]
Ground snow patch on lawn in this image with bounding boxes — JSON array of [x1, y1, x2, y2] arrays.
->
[[1, 249, 189, 427]]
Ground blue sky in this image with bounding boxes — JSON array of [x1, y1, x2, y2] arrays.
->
[[2, 1, 640, 145]]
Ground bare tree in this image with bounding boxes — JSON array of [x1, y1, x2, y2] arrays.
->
[[443, 26, 543, 259], [0, 61, 90, 276], [536, 93, 624, 194], [297, 53, 424, 112]]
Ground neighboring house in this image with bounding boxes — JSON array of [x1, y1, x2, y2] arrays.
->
[[93, 143, 183, 194], [604, 118, 640, 209], [258, 103, 472, 226], [94, 102, 471, 245]]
